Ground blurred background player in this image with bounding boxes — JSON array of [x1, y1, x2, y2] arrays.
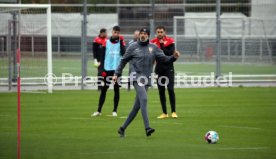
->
[[150, 26, 178, 119], [92, 28, 107, 91], [127, 30, 140, 91], [128, 30, 140, 45], [91, 26, 126, 117], [114, 28, 180, 137]]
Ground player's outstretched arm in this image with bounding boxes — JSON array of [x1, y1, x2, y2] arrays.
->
[[114, 45, 134, 76], [154, 46, 180, 63]]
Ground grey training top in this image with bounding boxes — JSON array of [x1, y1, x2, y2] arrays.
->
[[115, 41, 176, 86]]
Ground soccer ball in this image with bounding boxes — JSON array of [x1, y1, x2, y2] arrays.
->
[[205, 131, 219, 144]]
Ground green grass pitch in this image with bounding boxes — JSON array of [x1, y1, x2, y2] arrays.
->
[[1, 87, 276, 159]]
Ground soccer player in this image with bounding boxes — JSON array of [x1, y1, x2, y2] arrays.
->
[[113, 28, 180, 137], [91, 26, 126, 117], [127, 30, 140, 91], [92, 28, 108, 91], [150, 26, 178, 119], [128, 30, 140, 45]]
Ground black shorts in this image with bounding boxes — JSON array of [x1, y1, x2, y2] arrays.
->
[[99, 70, 121, 87]]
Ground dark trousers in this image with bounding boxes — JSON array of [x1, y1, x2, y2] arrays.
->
[[97, 71, 120, 113], [122, 82, 150, 129], [97, 67, 102, 91], [127, 63, 131, 91], [156, 70, 176, 114]]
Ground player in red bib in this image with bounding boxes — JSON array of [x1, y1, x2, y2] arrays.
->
[[150, 26, 178, 119], [93, 28, 108, 91], [92, 26, 126, 117]]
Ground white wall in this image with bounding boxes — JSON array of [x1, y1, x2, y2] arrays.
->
[[0, 13, 118, 36], [251, 0, 276, 18]]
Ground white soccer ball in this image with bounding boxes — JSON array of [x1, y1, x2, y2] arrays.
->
[[205, 131, 219, 144]]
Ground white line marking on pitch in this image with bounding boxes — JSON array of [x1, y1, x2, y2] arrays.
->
[[80, 151, 131, 155], [151, 100, 160, 103], [151, 121, 184, 125], [0, 114, 10, 117], [216, 147, 269, 150], [71, 117, 91, 120], [21, 91, 47, 94], [104, 115, 127, 118], [220, 125, 263, 130], [71, 117, 108, 121]]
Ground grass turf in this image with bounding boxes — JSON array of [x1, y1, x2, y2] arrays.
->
[[1, 57, 276, 77], [0, 87, 276, 159]]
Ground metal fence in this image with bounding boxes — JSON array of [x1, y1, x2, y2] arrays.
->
[[0, 0, 276, 91], [1, 1, 275, 55]]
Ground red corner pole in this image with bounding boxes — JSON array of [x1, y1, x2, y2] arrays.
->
[[17, 48, 21, 159]]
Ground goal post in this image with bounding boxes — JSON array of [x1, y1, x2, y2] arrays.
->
[[0, 4, 52, 93], [0, 4, 52, 159]]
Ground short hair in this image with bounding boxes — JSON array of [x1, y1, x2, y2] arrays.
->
[[113, 25, 121, 32], [100, 28, 107, 33], [155, 26, 166, 31]]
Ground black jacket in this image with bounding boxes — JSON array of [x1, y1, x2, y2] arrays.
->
[[155, 43, 175, 74], [92, 36, 106, 62]]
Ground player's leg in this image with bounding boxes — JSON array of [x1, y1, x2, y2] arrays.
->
[[118, 82, 154, 137], [133, 82, 154, 136], [121, 81, 147, 129], [118, 92, 140, 137], [97, 84, 109, 112], [127, 64, 131, 91], [166, 70, 177, 118], [134, 82, 149, 128], [119, 82, 150, 130], [97, 67, 102, 91], [127, 79, 131, 91], [157, 74, 168, 119], [92, 75, 110, 116], [113, 81, 120, 116], [121, 94, 140, 130]]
